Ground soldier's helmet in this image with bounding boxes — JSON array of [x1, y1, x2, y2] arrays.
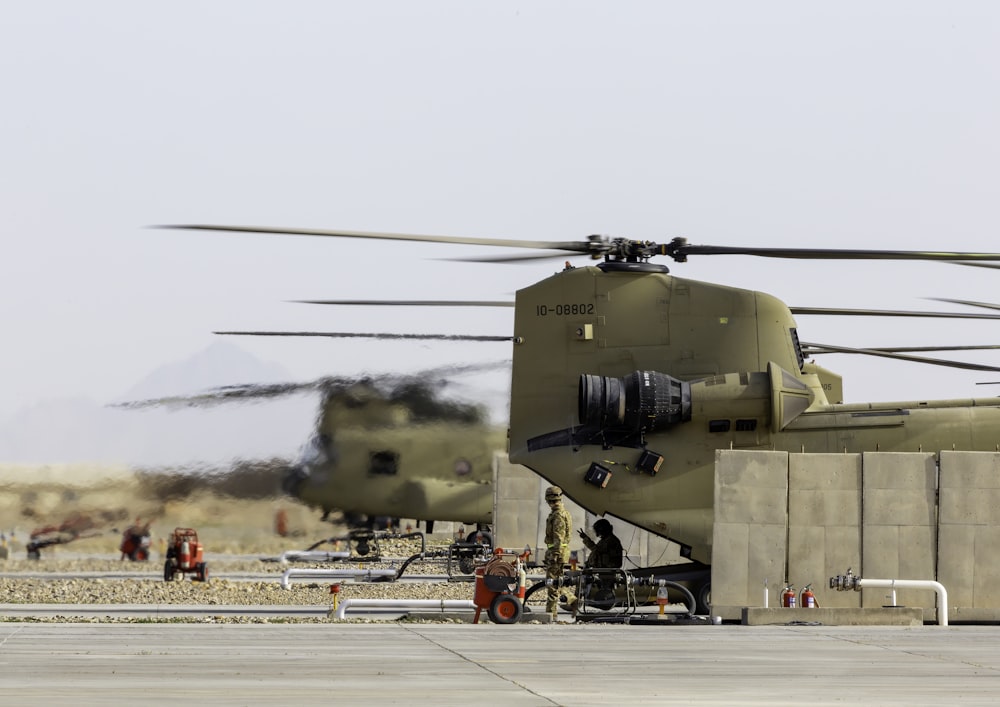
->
[[544, 486, 563, 502]]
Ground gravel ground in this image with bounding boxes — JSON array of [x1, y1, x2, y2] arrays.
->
[[0, 491, 549, 623], [0, 559, 480, 606], [0, 542, 549, 623]]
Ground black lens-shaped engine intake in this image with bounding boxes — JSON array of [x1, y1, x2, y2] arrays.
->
[[579, 371, 691, 433]]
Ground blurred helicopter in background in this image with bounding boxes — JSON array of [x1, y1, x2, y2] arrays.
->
[[119, 364, 508, 538]]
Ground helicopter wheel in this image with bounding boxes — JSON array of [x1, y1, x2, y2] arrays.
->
[[465, 529, 493, 549], [457, 529, 492, 574], [695, 581, 711, 615]]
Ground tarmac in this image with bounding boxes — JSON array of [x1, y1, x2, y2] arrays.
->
[[2, 621, 1000, 705]]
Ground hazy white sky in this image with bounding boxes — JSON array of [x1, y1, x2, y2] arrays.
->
[[3, 1, 999, 422]]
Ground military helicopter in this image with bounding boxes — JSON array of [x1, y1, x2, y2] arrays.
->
[[161, 225, 1000, 573], [119, 364, 506, 537]]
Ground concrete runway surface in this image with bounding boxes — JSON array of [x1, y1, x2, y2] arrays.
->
[[1, 623, 1000, 705]]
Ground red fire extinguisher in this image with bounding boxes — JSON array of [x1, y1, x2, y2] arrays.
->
[[781, 584, 797, 608], [800, 583, 818, 608]]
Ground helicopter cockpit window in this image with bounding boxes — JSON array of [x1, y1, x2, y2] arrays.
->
[[790, 327, 804, 370], [369, 450, 399, 475], [709, 420, 731, 433]]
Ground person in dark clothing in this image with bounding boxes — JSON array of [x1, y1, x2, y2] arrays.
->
[[578, 518, 623, 569]]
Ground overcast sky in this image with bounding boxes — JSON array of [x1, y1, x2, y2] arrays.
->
[[3, 2, 999, 423]]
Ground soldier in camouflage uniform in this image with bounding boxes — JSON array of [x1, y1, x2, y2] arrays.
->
[[543, 485, 573, 619]]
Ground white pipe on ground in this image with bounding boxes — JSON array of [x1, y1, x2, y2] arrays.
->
[[856, 578, 949, 626], [333, 599, 477, 620]]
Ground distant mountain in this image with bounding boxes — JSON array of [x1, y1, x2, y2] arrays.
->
[[115, 340, 293, 402], [0, 342, 316, 466]]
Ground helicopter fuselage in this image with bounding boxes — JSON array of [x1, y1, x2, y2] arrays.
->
[[508, 263, 1000, 563], [285, 416, 501, 526]]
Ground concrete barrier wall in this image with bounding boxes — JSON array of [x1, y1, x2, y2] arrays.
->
[[711, 450, 788, 620], [714, 450, 1000, 621], [939, 451, 1000, 621], [860, 452, 937, 612], [788, 453, 862, 609], [492, 452, 549, 558], [492, 454, 586, 561]]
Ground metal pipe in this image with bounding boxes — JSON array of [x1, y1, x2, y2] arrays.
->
[[278, 550, 352, 565], [280, 568, 398, 590], [333, 599, 476, 620], [856, 578, 949, 626]]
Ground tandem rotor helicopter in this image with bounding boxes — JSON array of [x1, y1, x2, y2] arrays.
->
[[120, 364, 506, 539], [160, 224, 1000, 574]]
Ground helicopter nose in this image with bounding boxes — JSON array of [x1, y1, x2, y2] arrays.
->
[[282, 466, 310, 498]]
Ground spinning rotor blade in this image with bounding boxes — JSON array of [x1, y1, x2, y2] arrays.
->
[[443, 252, 581, 264], [293, 299, 1000, 321], [803, 344, 1000, 355], [291, 299, 514, 308], [926, 297, 1000, 312], [112, 361, 509, 410], [955, 262, 1000, 271], [791, 307, 1000, 320], [668, 245, 1000, 262], [112, 381, 323, 409], [156, 224, 596, 253], [158, 225, 1000, 264], [214, 330, 512, 342], [799, 342, 1000, 372]]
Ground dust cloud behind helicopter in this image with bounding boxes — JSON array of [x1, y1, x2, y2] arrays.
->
[[3, 2, 999, 467]]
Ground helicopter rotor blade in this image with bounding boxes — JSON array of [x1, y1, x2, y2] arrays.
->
[[156, 225, 1000, 264], [954, 262, 1000, 271], [799, 342, 1000, 372], [791, 307, 1000, 320], [802, 343, 1000, 355], [213, 330, 513, 342], [441, 251, 580, 263], [155, 224, 601, 254], [290, 299, 515, 308], [670, 243, 1000, 262], [111, 361, 510, 410], [292, 299, 1000, 320], [925, 297, 1000, 312]]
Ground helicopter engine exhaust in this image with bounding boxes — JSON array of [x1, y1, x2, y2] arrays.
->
[[579, 371, 691, 433]]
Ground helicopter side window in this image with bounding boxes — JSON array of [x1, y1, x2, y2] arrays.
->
[[369, 450, 399, 475], [709, 420, 731, 433]]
